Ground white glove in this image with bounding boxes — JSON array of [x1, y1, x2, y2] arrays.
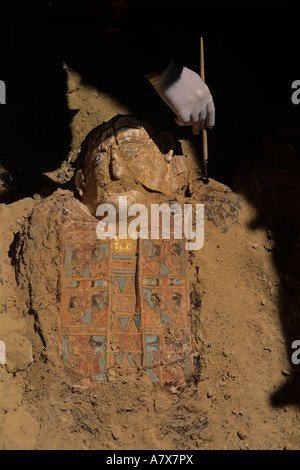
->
[[148, 61, 215, 135]]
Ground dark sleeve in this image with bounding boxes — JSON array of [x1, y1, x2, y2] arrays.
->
[[82, 0, 173, 76], [118, 0, 173, 76]]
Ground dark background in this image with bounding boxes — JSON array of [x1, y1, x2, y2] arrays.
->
[[1, 0, 300, 409]]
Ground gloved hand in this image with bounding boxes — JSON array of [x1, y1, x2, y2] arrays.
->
[[148, 61, 215, 135]]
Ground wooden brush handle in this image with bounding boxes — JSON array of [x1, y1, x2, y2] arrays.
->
[[200, 37, 208, 165]]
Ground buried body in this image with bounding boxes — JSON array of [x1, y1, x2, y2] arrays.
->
[[15, 114, 241, 389]]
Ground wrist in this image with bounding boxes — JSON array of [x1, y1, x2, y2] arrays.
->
[[144, 69, 166, 79], [146, 60, 180, 90]]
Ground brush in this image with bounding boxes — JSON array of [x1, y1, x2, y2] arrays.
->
[[200, 37, 209, 183]]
